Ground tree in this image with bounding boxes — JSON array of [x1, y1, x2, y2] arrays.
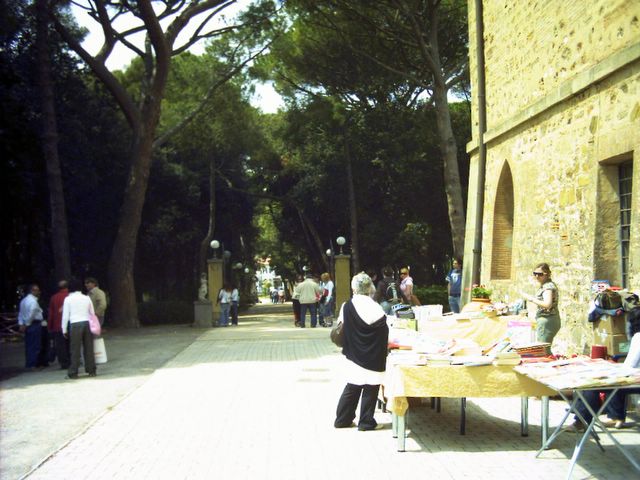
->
[[279, 0, 469, 256], [50, 0, 277, 326], [36, 0, 72, 281]]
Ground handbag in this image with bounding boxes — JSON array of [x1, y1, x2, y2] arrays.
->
[[330, 321, 344, 347], [93, 337, 108, 364], [88, 313, 101, 336]]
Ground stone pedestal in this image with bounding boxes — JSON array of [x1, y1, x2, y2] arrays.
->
[[334, 254, 351, 310], [208, 258, 224, 321], [193, 300, 213, 327]]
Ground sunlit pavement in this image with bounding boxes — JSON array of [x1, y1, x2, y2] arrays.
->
[[7, 303, 640, 480]]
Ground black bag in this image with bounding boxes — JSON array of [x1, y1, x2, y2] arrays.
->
[[391, 303, 415, 319], [330, 321, 344, 347]]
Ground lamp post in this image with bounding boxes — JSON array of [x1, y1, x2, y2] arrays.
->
[[210, 240, 220, 258], [334, 235, 351, 309]]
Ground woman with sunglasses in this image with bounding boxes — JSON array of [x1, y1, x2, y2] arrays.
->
[[521, 263, 560, 343]]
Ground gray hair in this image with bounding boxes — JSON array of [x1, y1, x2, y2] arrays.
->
[[351, 271, 374, 296]]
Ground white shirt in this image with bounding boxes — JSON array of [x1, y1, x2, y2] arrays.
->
[[18, 294, 43, 326], [62, 292, 95, 335], [231, 288, 239, 302], [624, 333, 640, 368], [321, 280, 334, 302], [218, 289, 232, 304], [337, 294, 387, 385]]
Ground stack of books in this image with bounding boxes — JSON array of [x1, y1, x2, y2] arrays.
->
[[513, 342, 551, 358], [493, 351, 522, 366]]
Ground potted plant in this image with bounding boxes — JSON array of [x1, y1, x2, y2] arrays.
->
[[471, 284, 492, 302]]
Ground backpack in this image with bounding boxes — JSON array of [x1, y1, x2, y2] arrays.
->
[[385, 280, 404, 304], [594, 289, 622, 310]]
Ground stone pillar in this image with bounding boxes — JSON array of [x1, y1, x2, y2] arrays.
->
[[208, 258, 224, 324], [334, 254, 351, 310]]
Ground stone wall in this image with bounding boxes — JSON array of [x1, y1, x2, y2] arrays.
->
[[479, 0, 640, 135], [465, 1, 640, 327]]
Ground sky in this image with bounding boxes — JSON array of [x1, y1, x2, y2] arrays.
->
[[69, 2, 284, 114]]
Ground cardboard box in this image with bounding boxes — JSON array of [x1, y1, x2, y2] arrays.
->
[[592, 332, 630, 355], [593, 314, 626, 336]]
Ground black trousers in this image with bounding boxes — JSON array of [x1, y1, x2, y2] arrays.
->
[[68, 321, 96, 376], [335, 383, 379, 430], [51, 331, 70, 369]]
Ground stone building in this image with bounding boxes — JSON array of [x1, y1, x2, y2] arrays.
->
[[462, 1, 640, 327]]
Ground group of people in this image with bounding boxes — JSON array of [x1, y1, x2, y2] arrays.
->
[[291, 272, 335, 328], [216, 282, 240, 327], [18, 277, 107, 379]]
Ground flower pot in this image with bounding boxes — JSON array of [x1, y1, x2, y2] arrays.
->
[[471, 297, 491, 303]]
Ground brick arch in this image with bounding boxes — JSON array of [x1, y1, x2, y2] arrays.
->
[[491, 162, 514, 279]]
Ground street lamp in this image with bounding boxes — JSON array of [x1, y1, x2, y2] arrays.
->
[[210, 240, 220, 258], [336, 236, 346, 254]]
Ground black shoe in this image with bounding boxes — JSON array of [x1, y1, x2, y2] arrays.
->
[[334, 422, 356, 429], [88, 372, 97, 377], [65, 374, 78, 380], [358, 423, 382, 431]]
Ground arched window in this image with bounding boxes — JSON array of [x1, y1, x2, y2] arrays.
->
[[491, 162, 514, 279]]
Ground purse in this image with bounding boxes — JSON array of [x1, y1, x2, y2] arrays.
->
[[88, 313, 101, 336], [330, 321, 344, 347]]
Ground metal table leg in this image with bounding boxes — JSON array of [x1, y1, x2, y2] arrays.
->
[[520, 397, 529, 436]]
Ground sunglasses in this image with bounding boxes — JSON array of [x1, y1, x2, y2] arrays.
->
[[532, 271, 545, 277]]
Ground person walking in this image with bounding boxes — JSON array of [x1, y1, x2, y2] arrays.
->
[[85, 277, 107, 327], [48, 280, 70, 369], [319, 272, 335, 327], [217, 282, 233, 327], [520, 262, 561, 343], [62, 279, 97, 379], [292, 275, 303, 327], [334, 272, 389, 431], [230, 284, 239, 326], [296, 273, 322, 328], [18, 284, 45, 370], [446, 258, 463, 313]]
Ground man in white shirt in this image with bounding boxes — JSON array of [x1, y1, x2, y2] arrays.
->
[[296, 274, 322, 328], [18, 284, 44, 369]]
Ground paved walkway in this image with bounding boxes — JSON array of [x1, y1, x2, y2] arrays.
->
[[2, 303, 639, 479]]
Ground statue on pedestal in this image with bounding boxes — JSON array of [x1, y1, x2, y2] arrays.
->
[[198, 272, 208, 301]]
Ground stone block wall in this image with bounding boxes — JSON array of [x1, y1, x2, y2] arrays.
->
[[469, 0, 640, 139], [465, 1, 640, 327]]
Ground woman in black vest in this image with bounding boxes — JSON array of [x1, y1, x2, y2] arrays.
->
[[334, 272, 389, 431]]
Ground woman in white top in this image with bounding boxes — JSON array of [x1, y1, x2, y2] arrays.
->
[[217, 282, 233, 327], [334, 272, 389, 431], [319, 272, 335, 326], [62, 278, 96, 379]]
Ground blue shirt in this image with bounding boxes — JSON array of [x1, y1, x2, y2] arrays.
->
[[446, 269, 462, 296]]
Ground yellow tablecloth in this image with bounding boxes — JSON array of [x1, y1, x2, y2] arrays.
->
[[384, 363, 556, 416]]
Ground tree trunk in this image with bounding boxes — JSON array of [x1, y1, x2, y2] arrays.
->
[[344, 134, 360, 272], [432, 81, 466, 257], [36, 0, 72, 281], [198, 155, 217, 277], [107, 125, 158, 328]]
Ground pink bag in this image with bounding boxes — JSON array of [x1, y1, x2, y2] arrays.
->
[[89, 313, 101, 336]]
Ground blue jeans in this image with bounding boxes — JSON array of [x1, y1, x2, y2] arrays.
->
[[448, 295, 461, 313], [299, 303, 317, 327], [24, 322, 43, 368], [231, 301, 238, 325], [574, 387, 640, 423], [219, 303, 231, 326]]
